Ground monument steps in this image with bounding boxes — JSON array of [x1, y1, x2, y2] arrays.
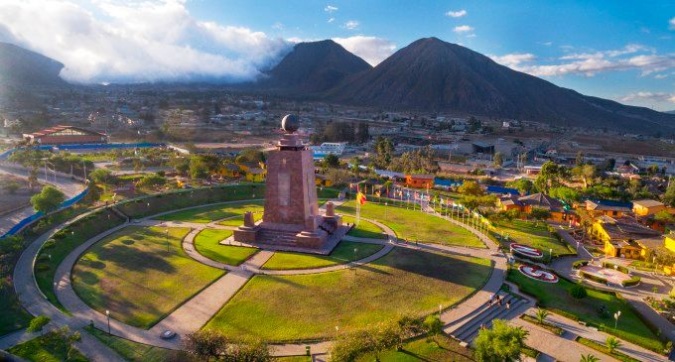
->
[[449, 292, 527, 343], [256, 228, 300, 245]]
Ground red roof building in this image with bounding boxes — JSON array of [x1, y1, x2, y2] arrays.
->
[[24, 125, 108, 145]]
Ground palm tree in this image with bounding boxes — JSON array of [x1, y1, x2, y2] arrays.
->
[[535, 308, 550, 324], [579, 354, 600, 362], [606, 336, 622, 353]]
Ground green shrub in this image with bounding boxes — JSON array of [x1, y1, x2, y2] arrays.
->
[[602, 262, 629, 274], [43, 239, 56, 249], [570, 284, 588, 299], [579, 270, 608, 284], [573, 260, 589, 269], [35, 264, 50, 272], [621, 276, 641, 287]]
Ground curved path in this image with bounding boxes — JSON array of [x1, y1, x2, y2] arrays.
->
[[7, 198, 510, 360]]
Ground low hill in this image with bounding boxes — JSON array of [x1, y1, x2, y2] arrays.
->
[[0, 43, 66, 86]]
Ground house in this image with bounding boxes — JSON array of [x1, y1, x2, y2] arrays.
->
[[518, 193, 574, 222], [405, 174, 435, 189], [245, 168, 266, 182], [632, 199, 666, 217], [24, 125, 108, 145], [497, 194, 522, 211], [315, 173, 333, 187], [585, 200, 633, 218], [523, 165, 542, 175], [221, 163, 241, 178], [592, 215, 663, 259]]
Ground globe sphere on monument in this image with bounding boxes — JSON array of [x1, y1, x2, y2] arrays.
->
[[281, 114, 299, 133]]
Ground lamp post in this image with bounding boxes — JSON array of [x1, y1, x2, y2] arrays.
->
[[438, 304, 442, 316], [549, 248, 553, 262], [614, 310, 621, 329], [106, 310, 111, 334]]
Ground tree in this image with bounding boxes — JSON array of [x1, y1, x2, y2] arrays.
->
[[605, 336, 622, 353], [423, 315, 443, 346], [529, 208, 551, 223], [579, 354, 600, 362], [2, 181, 20, 194], [575, 151, 585, 167], [506, 178, 535, 195], [374, 137, 394, 169], [458, 180, 484, 196], [535, 308, 549, 324], [137, 173, 166, 189], [493, 152, 504, 167], [189, 156, 209, 179], [27, 315, 50, 335], [474, 319, 528, 362], [535, 161, 565, 193], [664, 180, 675, 207], [549, 186, 580, 203], [89, 168, 116, 185], [323, 154, 340, 169], [569, 284, 587, 299], [654, 210, 675, 225], [30, 186, 65, 214]]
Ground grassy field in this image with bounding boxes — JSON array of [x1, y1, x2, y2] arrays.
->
[[217, 210, 264, 227], [507, 267, 664, 352], [206, 247, 492, 341], [157, 201, 263, 223], [8, 330, 88, 362], [72, 226, 224, 329], [336, 201, 484, 248], [194, 228, 257, 265], [85, 326, 190, 362], [494, 220, 573, 256], [34, 209, 126, 310], [356, 335, 475, 362], [341, 215, 387, 239], [262, 241, 385, 270]]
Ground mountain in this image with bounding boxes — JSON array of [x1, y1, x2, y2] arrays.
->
[[667, 110, 675, 115], [0, 43, 66, 86], [325, 37, 675, 133], [260, 40, 372, 93]]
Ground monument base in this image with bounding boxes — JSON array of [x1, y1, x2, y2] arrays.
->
[[228, 223, 350, 255]]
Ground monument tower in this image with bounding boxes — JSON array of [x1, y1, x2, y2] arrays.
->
[[234, 114, 343, 253]]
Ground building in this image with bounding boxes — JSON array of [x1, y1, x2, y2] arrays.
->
[[405, 174, 435, 189], [585, 200, 633, 218], [24, 125, 108, 145], [245, 168, 266, 182], [592, 215, 663, 259], [632, 199, 666, 217], [496, 192, 575, 222]]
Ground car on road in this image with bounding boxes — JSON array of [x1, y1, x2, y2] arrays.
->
[[160, 330, 176, 339]]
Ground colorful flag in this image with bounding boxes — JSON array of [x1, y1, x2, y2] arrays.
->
[[357, 192, 367, 205]]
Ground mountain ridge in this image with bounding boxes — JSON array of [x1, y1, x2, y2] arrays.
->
[[0, 42, 66, 86]]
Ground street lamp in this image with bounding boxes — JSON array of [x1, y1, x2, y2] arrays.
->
[[106, 310, 111, 334], [614, 310, 621, 329], [549, 248, 553, 262], [439, 304, 442, 315]]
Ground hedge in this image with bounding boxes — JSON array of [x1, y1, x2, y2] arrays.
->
[[578, 270, 608, 284], [572, 260, 589, 269], [602, 262, 630, 274], [621, 276, 641, 287]]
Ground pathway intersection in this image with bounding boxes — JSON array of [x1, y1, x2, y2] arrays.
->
[[4, 197, 667, 361]]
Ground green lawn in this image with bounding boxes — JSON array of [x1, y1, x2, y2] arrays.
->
[[494, 220, 574, 256], [34, 209, 126, 310], [337, 201, 484, 248], [206, 247, 492, 341], [157, 201, 263, 223], [85, 326, 191, 362], [356, 335, 474, 362], [341, 215, 387, 239], [217, 210, 264, 227], [8, 330, 88, 362], [507, 267, 664, 352], [262, 241, 385, 270], [71, 226, 224, 329], [194, 228, 258, 265]]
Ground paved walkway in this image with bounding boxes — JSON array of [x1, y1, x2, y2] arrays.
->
[[4, 197, 516, 359]]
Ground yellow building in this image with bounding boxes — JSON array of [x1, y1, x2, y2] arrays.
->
[[585, 200, 632, 218], [632, 199, 666, 217], [592, 215, 663, 259], [245, 168, 266, 182]]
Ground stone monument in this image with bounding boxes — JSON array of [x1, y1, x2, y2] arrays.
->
[[234, 114, 343, 252]]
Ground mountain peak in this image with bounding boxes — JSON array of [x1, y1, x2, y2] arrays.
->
[[263, 39, 371, 93], [0, 43, 66, 86]]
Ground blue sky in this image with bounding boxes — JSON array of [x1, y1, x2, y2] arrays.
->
[[1, 0, 674, 110]]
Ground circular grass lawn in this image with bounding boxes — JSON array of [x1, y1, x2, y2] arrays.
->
[[337, 201, 485, 248], [205, 247, 493, 341], [262, 241, 385, 270], [71, 226, 225, 329], [341, 215, 387, 239], [194, 228, 258, 266], [156, 201, 263, 224]]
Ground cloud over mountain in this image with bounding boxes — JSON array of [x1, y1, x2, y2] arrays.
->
[[0, 0, 290, 83]]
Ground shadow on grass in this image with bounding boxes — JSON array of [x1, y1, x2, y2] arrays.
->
[[96, 243, 176, 274]]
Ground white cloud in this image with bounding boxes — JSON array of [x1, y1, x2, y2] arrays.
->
[[489, 53, 536, 68], [453, 25, 474, 33], [492, 44, 675, 78], [333, 36, 396, 66], [619, 92, 675, 104], [324, 5, 338, 13], [344, 20, 359, 30], [0, 0, 291, 83], [670, 17, 675, 30], [446, 10, 467, 18], [328, 17, 335, 23]]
